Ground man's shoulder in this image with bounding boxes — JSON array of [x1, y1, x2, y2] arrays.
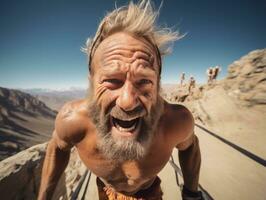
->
[[162, 101, 194, 148], [58, 99, 89, 120], [55, 99, 91, 145], [164, 102, 193, 123]]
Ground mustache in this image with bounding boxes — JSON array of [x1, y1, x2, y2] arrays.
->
[[110, 105, 146, 120]]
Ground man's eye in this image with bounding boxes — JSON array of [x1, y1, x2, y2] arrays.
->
[[104, 79, 123, 85], [137, 79, 152, 85]]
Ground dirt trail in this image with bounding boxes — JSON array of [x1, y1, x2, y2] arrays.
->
[[196, 126, 266, 200]]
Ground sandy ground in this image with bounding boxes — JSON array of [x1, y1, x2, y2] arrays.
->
[[196, 126, 266, 200], [194, 86, 266, 159]]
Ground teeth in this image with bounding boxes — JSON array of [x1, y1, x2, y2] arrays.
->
[[112, 117, 139, 132], [116, 122, 137, 132]]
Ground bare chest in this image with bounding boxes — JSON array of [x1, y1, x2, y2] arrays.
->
[[76, 137, 173, 193]]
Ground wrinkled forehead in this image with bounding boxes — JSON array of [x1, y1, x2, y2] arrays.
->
[[91, 32, 161, 74]]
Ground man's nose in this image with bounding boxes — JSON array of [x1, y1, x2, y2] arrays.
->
[[116, 82, 140, 111]]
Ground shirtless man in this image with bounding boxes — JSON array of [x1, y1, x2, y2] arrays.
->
[[38, 1, 202, 199]]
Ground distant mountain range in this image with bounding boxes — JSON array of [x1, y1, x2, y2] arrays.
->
[[21, 87, 87, 111], [0, 87, 56, 160]]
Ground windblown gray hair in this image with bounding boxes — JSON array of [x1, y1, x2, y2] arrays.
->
[[82, 0, 182, 74]]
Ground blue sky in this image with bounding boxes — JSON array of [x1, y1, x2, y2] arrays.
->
[[0, 0, 265, 89]]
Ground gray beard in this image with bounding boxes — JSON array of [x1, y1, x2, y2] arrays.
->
[[88, 98, 163, 162]]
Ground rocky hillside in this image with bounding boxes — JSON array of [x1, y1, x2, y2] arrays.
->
[[223, 49, 266, 106], [0, 143, 86, 200], [163, 49, 266, 158], [0, 87, 57, 160], [0, 87, 56, 119]]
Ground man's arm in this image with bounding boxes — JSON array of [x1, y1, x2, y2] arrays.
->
[[173, 104, 202, 199], [177, 134, 201, 192], [38, 134, 71, 200], [38, 100, 87, 200]]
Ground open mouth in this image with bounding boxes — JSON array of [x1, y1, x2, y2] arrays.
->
[[111, 117, 140, 132]]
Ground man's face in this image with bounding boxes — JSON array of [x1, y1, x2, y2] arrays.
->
[[88, 32, 163, 161]]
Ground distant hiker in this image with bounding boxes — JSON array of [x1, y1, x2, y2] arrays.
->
[[206, 67, 213, 84], [188, 76, 196, 93], [212, 66, 221, 81], [180, 72, 185, 86]]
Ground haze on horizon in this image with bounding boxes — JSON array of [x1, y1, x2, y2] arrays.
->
[[0, 0, 265, 90]]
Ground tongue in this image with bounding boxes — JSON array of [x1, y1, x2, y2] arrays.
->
[[115, 118, 137, 128]]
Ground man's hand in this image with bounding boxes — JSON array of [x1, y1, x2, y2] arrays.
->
[[38, 136, 71, 200], [182, 185, 204, 200]]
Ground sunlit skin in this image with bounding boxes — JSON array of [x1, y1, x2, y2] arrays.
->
[[91, 32, 159, 140], [38, 32, 201, 199]]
